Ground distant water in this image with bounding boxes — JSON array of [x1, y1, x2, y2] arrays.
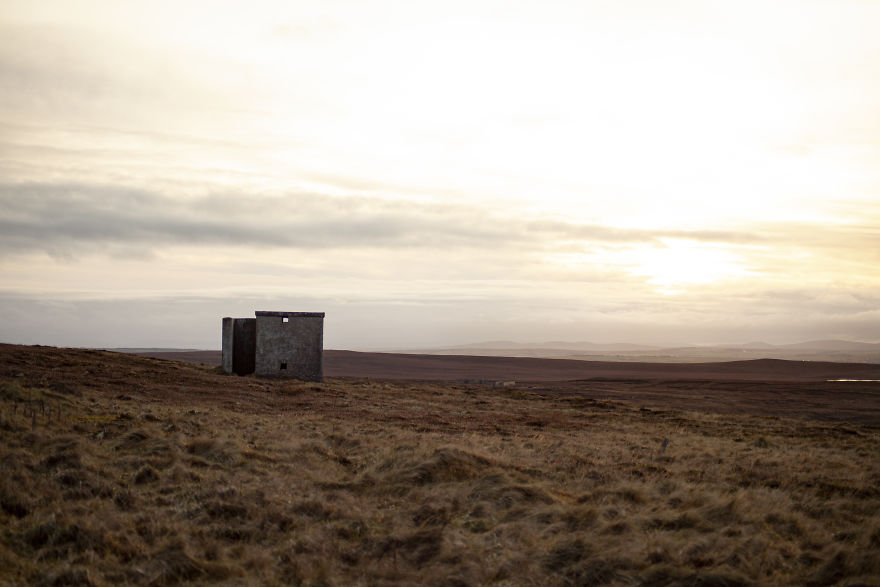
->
[[827, 379, 880, 382]]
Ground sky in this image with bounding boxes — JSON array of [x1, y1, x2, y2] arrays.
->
[[1, 0, 879, 350]]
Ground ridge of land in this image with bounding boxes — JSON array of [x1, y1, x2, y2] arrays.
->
[[132, 348, 880, 383]]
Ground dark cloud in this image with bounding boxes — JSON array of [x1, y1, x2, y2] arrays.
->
[[0, 181, 766, 258], [0, 182, 511, 254]]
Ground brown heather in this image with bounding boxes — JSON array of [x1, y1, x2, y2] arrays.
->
[[1, 344, 879, 585]]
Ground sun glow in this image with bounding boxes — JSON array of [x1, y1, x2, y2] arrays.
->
[[630, 240, 753, 293], [554, 239, 754, 295]]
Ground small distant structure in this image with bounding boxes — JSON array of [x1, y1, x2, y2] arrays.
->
[[222, 311, 324, 381], [455, 379, 517, 388]]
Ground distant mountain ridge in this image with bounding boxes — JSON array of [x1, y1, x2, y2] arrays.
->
[[400, 339, 880, 364], [106, 347, 207, 353], [449, 340, 660, 352], [416, 338, 880, 351], [775, 340, 880, 351], [107, 340, 880, 365]]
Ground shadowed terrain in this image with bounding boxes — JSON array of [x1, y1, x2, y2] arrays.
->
[[139, 348, 880, 425], [138, 349, 880, 383], [1, 343, 879, 585]]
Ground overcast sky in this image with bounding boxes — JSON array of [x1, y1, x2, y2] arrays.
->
[[1, 0, 879, 349]]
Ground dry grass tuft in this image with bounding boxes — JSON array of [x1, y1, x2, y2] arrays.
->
[[145, 540, 239, 585], [385, 447, 494, 486], [184, 438, 239, 467], [35, 564, 96, 587]]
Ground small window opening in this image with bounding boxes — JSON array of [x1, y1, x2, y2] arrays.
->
[[280, 362, 287, 370], [282, 316, 289, 323]]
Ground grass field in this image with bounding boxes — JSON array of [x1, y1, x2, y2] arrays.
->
[[1, 344, 879, 585]]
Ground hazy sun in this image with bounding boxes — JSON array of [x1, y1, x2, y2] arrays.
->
[[548, 238, 754, 295], [629, 240, 752, 294]]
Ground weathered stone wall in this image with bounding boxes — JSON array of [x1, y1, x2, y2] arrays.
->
[[221, 317, 234, 374], [221, 317, 256, 375], [254, 311, 324, 381]]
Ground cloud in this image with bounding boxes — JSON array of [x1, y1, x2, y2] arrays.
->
[[2, 284, 879, 349], [525, 220, 764, 245], [0, 181, 769, 258], [0, 182, 507, 255]]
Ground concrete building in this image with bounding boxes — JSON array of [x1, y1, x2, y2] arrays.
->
[[221, 317, 256, 376], [222, 311, 324, 381]]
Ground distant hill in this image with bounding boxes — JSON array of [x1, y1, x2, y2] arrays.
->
[[440, 340, 659, 352], [118, 346, 880, 382], [105, 347, 209, 353], [778, 340, 880, 351], [110, 339, 880, 365], [402, 339, 880, 364]]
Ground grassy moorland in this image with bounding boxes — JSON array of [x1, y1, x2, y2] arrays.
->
[[1, 344, 879, 586]]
